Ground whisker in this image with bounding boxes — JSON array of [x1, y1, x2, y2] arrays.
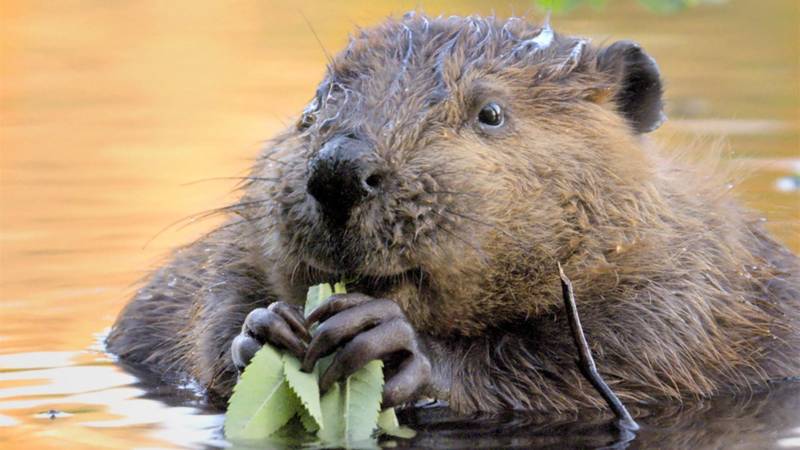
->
[[142, 199, 272, 249], [218, 213, 271, 233], [429, 210, 491, 262], [181, 213, 270, 249], [290, 258, 304, 285], [426, 190, 479, 197], [180, 176, 280, 186], [299, 10, 333, 64], [416, 267, 425, 303], [256, 150, 291, 166], [434, 221, 490, 263], [425, 168, 467, 178], [442, 207, 526, 246]]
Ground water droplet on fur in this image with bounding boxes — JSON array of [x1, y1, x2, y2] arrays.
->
[[168, 277, 177, 287]]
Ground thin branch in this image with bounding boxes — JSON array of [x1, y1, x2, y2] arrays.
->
[[558, 262, 640, 433]]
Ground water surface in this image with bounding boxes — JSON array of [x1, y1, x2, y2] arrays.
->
[[1, 0, 798, 448]]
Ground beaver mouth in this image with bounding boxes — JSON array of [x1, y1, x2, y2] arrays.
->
[[303, 263, 423, 297]]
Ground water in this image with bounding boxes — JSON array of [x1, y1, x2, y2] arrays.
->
[[1, 0, 798, 448]]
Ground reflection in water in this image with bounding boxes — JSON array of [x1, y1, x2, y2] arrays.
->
[[0, 349, 225, 449], [392, 381, 800, 449], [0, 0, 798, 448]]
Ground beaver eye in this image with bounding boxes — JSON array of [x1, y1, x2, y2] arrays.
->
[[297, 98, 320, 131], [297, 111, 316, 131], [477, 102, 504, 127]]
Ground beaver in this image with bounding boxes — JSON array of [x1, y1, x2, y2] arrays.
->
[[107, 13, 800, 414]]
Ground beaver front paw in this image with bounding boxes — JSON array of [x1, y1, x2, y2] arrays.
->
[[302, 293, 432, 407], [231, 301, 310, 372]]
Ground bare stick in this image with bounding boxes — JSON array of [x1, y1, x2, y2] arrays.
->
[[558, 263, 640, 432]]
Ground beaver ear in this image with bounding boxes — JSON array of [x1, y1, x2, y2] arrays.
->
[[597, 40, 665, 133]]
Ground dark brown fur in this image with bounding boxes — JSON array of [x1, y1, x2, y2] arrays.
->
[[107, 14, 800, 414]]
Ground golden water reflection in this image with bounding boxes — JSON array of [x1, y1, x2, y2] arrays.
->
[[1, 0, 798, 448]]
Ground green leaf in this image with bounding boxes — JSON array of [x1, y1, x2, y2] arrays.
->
[[304, 282, 337, 375], [318, 360, 385, 444], [310, 282, 341, 375], [377, 408, 417, 439], [317, 382, 344, 443], [224, 344, 300, 440], [271, 416, 317, 447], [226, 281, 412, 445], [305, 282, 333, 318], [282, 353, 323, 430], [345, 360, 385, 441], [377, 407, 399, 430], [299, 407, 320, 433]]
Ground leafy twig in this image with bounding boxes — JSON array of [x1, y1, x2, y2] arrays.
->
[[558, 263, 640, 432]]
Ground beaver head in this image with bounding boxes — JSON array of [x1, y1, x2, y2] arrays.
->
[[249, 13, 666, 335]]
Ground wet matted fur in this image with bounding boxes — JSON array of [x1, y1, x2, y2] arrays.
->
[[107, 13, 800, 413]]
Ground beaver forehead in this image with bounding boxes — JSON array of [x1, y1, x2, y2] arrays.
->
[[323, 14, 591, 109], [305, 14, 596, 144]]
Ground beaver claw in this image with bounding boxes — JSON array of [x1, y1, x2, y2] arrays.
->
[[231, 302, 310, 371], [302, 293, 432, 407]]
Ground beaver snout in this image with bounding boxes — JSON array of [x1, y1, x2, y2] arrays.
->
[[307, 134, 384, 226]]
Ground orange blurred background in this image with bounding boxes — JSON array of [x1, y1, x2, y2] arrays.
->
[[0, 1, 798, 448]]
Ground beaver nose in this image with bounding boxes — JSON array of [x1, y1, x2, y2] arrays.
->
[[306, 135, 382, 225]]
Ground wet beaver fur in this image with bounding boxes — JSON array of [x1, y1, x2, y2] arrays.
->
[[107, 13, 800, 414]]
